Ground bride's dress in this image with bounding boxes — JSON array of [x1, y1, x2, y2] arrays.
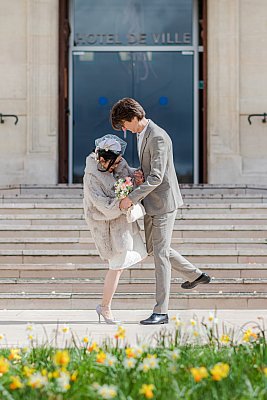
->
[[108, 222, 147, 270]]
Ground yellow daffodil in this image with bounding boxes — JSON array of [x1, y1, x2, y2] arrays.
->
[[87, 341, 99, 353], [8, 348, 21, 361], [114, 325, 126, 340], [23, 365, 35, 377], [139, 383, 155, 399], [190, 319, 197, 327], [71, 370, 78, 381], [243, 329, 258, 343], [263, 367, 267, 377], [82, 336, 89, 344], [220, 334, 230, 344], [96, 351, 106, 364], [210, 362, 230, 381], [26, 324, 35, 331], [10, 376, 24, 390], [0, 334, 5, 341], [52, 370, 60, 378], [0, 357, 9, 374], [53, 350, 70, 367], [190, 367, 209, 382], [125, 347, 135, 358]]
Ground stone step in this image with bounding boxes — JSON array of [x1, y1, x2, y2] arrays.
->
[[0, 263, 265, 279], [1, 213, 267, 222], [0, 249, 266, 264], [0, 292, 265, 309], [1, 203, 267, 214], [0, 277, 265, 294], [0, 223, 266, 234], [1, 183, 267, 195], [0, 237, 266, 250]]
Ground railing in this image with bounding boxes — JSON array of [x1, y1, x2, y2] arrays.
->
[[0, 113, 18, 125], [248, 113, 267, 125]]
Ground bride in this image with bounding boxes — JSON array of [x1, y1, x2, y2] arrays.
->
[[83, 134, 147, 324]]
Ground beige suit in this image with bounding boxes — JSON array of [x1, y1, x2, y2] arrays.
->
[[128, 120, 202, 313]]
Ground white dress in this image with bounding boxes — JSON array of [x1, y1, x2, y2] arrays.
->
[[108, 222, 147, 270]]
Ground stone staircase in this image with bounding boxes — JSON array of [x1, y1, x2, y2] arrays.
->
[[0, 184, 267, 310]]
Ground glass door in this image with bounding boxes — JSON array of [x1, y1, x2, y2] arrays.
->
[[70, 0, 198, 183]]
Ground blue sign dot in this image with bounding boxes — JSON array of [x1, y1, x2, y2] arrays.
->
[[99, 96, 108, 105], [159, 96, 168, 106]]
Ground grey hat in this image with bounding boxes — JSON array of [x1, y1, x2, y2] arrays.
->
[[95, 134, 127, 155]]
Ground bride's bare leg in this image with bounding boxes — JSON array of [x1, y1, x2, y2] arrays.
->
[[101, 269, 123, 318]]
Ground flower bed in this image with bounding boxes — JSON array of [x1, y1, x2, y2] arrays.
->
[[0, 315, 266, 399]]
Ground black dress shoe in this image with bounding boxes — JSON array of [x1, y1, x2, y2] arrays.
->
[[140, 313, 169, 325], [181, 273, 211, 289]]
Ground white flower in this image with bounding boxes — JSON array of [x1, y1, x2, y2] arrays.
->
[[97, 384, 117, 399], [170, 349, 181, 360], [104, 354, 117, 367], [139, 355, 159, 372], [61, 325, 70, 334], [132, 345, 143, 358], [28, 372, 48, 388], [56, 371, 70, 392], [123, 358, 137, 369]]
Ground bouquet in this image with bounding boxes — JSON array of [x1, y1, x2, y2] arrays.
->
[[114, 177, 133, 199]]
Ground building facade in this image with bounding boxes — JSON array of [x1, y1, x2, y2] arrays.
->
[[0, 0, 266, 185]]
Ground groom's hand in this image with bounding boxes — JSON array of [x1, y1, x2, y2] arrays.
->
[[120, 196, 132, 210], [134, 169, 144, 186]]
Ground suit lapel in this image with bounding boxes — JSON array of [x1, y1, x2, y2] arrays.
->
[[140, 124, 152, 165]]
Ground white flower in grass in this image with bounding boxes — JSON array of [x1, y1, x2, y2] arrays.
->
[[190, 319, 197, 327], [139, 355, 159, 372], [27, 333, 36, 341], [56, 371, 71, 392], [104, 354, 117, 367], [170, 349, 181, 361], [61, 325, 70, 334], [141, 343, 149, 352], [0, 333, 5, 341], [97, 384, 117, 399], [171, 315, 183, 328], [28, 372, 48, 389], [123, 358, 137, 369], [168, 363, 178, 373], [208, 312, 219, 324]]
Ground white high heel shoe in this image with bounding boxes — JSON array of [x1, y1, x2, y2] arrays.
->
[[96, 304, 120, 325]]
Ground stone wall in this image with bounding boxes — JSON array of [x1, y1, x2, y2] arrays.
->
[[208, 0, 267, 184], [0, 0, 58, 185]]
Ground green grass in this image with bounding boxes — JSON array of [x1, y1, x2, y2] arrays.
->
[[0, 316, 266, 400]]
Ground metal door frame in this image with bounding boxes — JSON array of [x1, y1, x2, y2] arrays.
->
[[68, 0, 201, 183]]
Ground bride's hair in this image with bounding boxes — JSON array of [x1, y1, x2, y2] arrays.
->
[[95, 148, 120, 171]]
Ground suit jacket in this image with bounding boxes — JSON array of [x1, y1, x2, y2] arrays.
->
[[128, 120, 183, 215]]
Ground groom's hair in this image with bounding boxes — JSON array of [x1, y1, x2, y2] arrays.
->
[[110, 98, 145, 130]]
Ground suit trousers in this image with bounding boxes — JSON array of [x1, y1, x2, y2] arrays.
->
[[144, 210, 202, 314]]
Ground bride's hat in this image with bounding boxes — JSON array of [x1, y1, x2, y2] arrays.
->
[[95, 134, 127, 155]]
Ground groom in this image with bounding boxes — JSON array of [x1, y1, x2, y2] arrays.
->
[[110, 98, 210, 325]]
